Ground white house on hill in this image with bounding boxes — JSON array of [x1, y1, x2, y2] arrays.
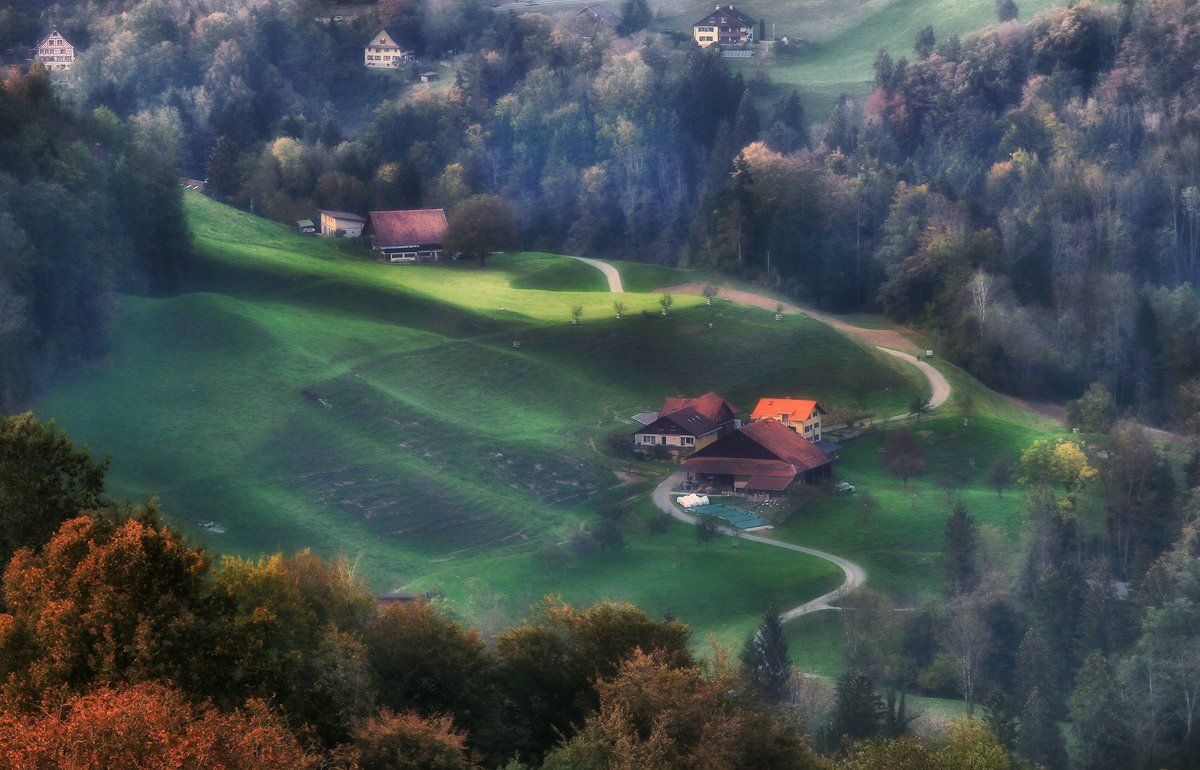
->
[[364, 28, 414, 70], [34, 29, 78, 71]]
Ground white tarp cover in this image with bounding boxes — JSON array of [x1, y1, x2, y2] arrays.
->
[[677, 494, 710, 509]]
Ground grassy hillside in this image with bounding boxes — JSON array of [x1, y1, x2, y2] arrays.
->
[[778, 361, 1064, 677], [545, 0, 1070, 117], [33, 192, 928, 646]]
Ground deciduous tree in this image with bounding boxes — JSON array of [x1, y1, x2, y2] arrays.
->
[[444, 195, 518, 267]]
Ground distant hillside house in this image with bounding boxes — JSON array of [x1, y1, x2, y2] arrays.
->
[[750, 397, 825, 441], [635, 393, 738, 455], [578, 5, 622, 31], [634, 407, 723, 453], [692, 5, 756, 48], [369, 209, 449, 263], [683, 418, 834, 497], [659, 392, 738, 433], [364, 28, 414, 69], [296, 219, 317, 235], [34, 29, 77, 71], [319, 210, 366, 237]]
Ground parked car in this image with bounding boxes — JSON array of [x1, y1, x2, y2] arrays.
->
[[834, 481, 856, 495]]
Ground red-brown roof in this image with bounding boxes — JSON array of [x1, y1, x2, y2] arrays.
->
[[739, 418, 831, 471], [369, 209, 448, 248], [683, 457, 795, 477], [660, 392, 737, 423], [745, 475, 793, 491], [682, 418, 832, 479], [750, 398, 822, 422]]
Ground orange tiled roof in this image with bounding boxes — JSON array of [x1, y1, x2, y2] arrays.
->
[[750, 398, 820, 422]]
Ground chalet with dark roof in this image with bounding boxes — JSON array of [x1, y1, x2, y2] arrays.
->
[[659, 392, 738, 431], [369, 209, 449, 263], [634, 407, 723, 453], [682, 417, 833, 496], [693, 5, 756, 48], [578, 5, 622, 31], [634, 392, 738, 455]]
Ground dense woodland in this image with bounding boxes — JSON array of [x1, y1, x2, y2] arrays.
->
[[5, 0, 1198, 429]]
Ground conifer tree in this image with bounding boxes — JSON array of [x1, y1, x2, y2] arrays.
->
[[740, 604, 791, 701], [830, 672, 885, 741], [944, 503, 979, 595]]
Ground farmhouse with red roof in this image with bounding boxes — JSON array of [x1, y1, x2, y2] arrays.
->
[[749, 397, 826, 442], [633, 392, 738, 455], [682, 418, 834, 497], [369, 209, 449, 263]]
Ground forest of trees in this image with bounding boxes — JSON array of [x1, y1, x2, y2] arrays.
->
[[825, 422, 1200, 769], [5, 0, 1197, 428], [0, 64, 190, 411]]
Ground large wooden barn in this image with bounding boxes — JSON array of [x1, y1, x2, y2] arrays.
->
[[369, 209, 449, 263], [682, 417, 834, 497]]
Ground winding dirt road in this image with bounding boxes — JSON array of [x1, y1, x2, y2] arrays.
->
[[652, 473, 866, 617], [571, 260, 953, 619], [567, 256, 625, 293]]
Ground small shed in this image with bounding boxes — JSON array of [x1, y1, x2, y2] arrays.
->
[[297, 219, 317, 235]]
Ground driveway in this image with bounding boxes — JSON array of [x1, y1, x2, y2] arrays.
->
[[567, 261, 953, 621], [652, 473, 867, 618], [567, 256, 624, 292]]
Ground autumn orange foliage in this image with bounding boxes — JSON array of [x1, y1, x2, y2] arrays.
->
[[0, 511, 217, 706], [0, 681, 316, 769]]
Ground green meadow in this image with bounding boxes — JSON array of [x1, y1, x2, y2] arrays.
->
[[779, 362, 1064, 676], [541, 0, 1073, 118], [33, 192, 931, 648]]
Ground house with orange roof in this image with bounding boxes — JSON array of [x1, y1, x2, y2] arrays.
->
[[749, 397, 825, 442]]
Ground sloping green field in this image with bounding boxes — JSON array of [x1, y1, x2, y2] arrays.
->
[[546, 0, 1071, 117], [32, 192, 929, 645]]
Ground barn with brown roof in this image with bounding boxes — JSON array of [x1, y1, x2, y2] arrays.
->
[[682, 417, 834, 496], [369, 209, 449, 263]]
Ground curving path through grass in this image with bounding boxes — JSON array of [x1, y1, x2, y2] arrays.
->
[[652, 473, 866, 617], [566, 256, 624, 292], [570, 258, 954, 620]]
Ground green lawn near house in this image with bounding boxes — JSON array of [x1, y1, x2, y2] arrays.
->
[[32, 191, 922, 646]]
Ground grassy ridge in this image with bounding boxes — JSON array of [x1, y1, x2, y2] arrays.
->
[[33, 192, 928, 646]]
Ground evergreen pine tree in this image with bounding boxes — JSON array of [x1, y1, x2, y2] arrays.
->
[[765, 89, 810, 152], [914, 25, 935, 60], [739, 604, 791, 701], [944, 503, 979, 595], [830, 671, 885, 741], [618, 0, 652, 34], [1018, 687, 1067, 769], [996, 0, 1019, 22], [730, 90, 761, 150], [205, 136, 239, 199]]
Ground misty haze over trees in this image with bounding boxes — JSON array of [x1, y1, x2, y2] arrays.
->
[[2, 0, 1200, 767]]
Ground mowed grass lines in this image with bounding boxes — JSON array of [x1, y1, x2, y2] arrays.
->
[[34, 192, 923, 642]]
